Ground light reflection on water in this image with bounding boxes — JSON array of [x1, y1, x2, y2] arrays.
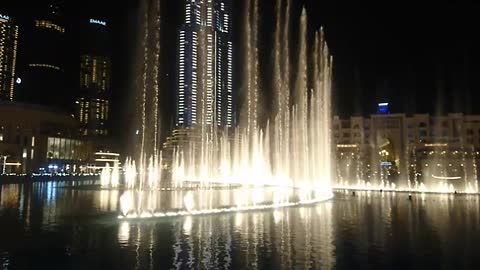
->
[[1, 180, 480, 269]]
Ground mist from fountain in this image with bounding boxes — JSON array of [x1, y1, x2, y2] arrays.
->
[[161, 4, 333, 193], [335, 143, 479, 194], [110, 0, 334, 219]]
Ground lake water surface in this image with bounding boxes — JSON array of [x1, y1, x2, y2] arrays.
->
[[1, 179, 479, 269]]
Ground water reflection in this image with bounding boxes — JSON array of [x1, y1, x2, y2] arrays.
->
[[118, 221, 130, 246], [0, 180, 117, 230], [2, 181, 480, 269], [333, 191, 480, 269], [113, 202, 335, 269], [109, 192, 480, 269]]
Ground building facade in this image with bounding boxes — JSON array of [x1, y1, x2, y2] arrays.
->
[[0, 14, 18, 101], [0, 101, 93, 174], [176, 0, 233, 128], [334, 113, 480, 188], [76, 18, 111, 137]]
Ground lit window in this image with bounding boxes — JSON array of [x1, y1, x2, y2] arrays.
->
[[35, 20, 65, 33], [29, 63, 61, 71]]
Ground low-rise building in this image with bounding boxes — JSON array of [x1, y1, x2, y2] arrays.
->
[[0, 102, 118, 174]]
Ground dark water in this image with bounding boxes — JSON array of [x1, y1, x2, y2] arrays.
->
[[1, 180, 480, 269]]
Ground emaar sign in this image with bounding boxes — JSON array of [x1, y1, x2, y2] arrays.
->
[[90, 19, 106, 26]]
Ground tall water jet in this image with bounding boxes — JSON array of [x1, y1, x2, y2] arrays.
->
[[244, 0, 260, 135], [282, 0, 292, 183], [272, 0, 292, 180], [119, 1, 335, 218], [130, 1, 333, 190], [293, 8, 309, 186], [131, 0, 162, 189]]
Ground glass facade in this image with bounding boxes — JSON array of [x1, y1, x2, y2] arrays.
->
[[47, 137, 89, 161], [177, 0, 233, 128], [0, 14, 18, 101]]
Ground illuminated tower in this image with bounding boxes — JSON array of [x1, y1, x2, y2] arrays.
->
[[176, 0, 233, 128], [76, 18, 111, 137], [0, 14, 18, 101]]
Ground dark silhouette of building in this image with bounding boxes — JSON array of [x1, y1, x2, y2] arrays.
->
[[75, 17, 111, 137], [16, 1, 69, 111]]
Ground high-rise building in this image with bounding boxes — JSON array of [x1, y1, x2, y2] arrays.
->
[[0, 14, 19, 101], [176, 0, 233, 128], [76, 18, 111, 137], [18, 1, 68, 110]]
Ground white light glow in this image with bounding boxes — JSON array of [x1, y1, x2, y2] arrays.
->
[[90, 19, 106, 26]]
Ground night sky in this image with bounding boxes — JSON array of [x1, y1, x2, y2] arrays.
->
[[3, 1, 480, 143]]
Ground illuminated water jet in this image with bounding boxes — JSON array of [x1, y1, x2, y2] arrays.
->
[[116, 0, 333, 219]]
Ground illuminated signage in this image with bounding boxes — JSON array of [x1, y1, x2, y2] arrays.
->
[[380, 161, 392, 167], [378, 102, 389, 114], [90, 19, 106, 26], [0, 14, 10, 21]]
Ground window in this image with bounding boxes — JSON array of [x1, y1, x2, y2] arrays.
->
[[47, 137, 85, 160], [35, 20, 65, 33]]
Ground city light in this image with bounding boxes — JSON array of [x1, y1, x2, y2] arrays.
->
[[377, 102, 389, 114], [0, 14, 10, 21], [90, 19, 106, 26], [337, 144, 358, 148], [94, 152, 120, 157], [425, 143, 448, 147]]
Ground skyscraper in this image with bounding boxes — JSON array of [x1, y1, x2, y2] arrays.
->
[[0, 14, 18, 101], [19, 1, 67, 110], [176, 0, 233, 128], [76, 18, 111, 137]]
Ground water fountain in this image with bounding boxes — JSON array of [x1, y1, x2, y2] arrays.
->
[[334, 135, 480, 194], [105, 0, 335, 219]]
